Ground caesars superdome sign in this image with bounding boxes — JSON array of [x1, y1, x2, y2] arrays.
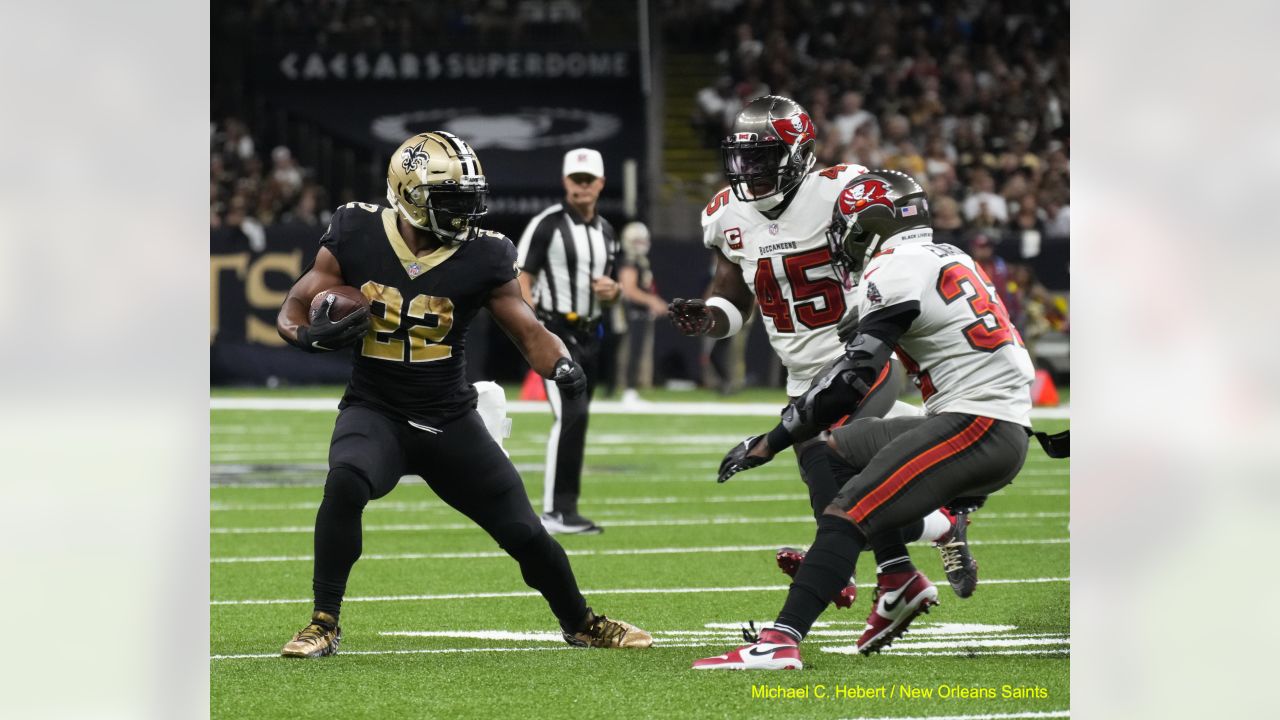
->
[[278, 50, 631, 82], [263, 49, 644, 197]]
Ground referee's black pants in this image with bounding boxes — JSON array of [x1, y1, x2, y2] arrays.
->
[[540, 322, 602, 516]]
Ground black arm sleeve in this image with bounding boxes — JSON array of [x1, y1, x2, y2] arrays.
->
[[856, 301, 919, 346], [763, 301, 920, 453]]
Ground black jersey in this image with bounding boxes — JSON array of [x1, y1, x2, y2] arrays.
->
[[319, 202, 519, 425]]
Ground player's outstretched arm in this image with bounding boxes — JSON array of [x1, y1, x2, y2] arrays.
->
[[668, 253, 755, 338], [277, 247, 369, 352], [487, 279, 587, 397], [762, 302, 922, 455]]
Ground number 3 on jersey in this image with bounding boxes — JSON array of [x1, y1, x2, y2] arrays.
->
[[360, 281, 455, 362], [936, 262, 1023, 352], [754, 248, 846, 333]]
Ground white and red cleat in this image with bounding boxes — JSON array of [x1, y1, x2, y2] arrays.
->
[[776, 547, 857, 608], [856, 570, 938, 655], [692, 628, 803, 670]]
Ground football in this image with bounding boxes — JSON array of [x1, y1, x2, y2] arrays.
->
[[309, 285, 368, 323]]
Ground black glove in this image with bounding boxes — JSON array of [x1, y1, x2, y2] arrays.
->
[[296, 298, 370, 352], [668, 298, 714, 336], [551, 357, 588, 398], [717, 434, 773, 483]]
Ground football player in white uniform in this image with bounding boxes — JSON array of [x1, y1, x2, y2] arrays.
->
[[668, 96, 974, 607], [693, 170, 1035, 670]]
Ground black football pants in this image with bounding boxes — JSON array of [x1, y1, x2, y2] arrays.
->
[[311, 405, 590, 632]]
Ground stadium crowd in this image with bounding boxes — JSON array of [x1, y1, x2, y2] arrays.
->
[[210, 118, 332, 250], [216, 0, 595, 50], [685, 0, 1070, 336]]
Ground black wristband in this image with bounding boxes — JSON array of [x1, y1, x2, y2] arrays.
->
[[765, 423, 794, 454]]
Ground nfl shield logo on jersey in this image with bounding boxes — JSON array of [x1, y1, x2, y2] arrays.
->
[[408, 262, 423, 278], [768, 223, 779, 235]]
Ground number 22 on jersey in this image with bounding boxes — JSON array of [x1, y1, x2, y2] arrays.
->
[[359, 281, 455, 362], [754, 248, 846, 333]]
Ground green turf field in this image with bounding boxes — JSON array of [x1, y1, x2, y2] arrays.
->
[[211, 399, 1069, 719]]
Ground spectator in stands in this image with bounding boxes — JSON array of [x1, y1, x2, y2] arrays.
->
[[694, 78, 740, 149], [930, 196, 966, 247], [969, 234, 1013, 310], [923, 135, 956, 182], [224, 195, 267, 252], [963, 168, 1010, 225], [1043, 188, 1070, 241], [221, 118, 255, 164], [842, 124, 883, 169], [271, 146, 304, 198], [831, 91, 875, 147], [885, 141, 926, 178]]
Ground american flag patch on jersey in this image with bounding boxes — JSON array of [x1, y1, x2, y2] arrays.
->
[[900, 205, 917, 217]]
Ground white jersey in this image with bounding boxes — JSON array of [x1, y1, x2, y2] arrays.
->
[[857, 234, 1035, 426], [703, 163, 868, 395]]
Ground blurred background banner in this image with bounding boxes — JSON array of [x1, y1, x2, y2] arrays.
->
[[210, 225, 354, 384], [258, 48, 644, 225]]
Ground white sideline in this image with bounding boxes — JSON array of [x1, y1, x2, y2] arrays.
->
[[211, 396, 1071, 419], [211, 538, 1069, 564], [210, 576, 1069, 606], [839, 707, 1070, 712], [210, 511, 1069, 535]]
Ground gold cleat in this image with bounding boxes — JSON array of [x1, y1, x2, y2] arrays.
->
[[563, 610, 653, 649], [281, 611, 342, 658]]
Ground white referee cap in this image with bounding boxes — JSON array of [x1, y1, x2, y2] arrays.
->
[[562, 148, 604, 178]]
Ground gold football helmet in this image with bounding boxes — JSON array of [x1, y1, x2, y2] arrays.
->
[[386, 131, 489, 244]]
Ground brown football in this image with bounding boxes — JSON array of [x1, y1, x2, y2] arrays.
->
[[310, 286, 369, 323]]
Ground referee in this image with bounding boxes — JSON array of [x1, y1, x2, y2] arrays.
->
[[517, 147, 621, 535]]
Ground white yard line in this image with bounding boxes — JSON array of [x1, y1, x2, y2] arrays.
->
[[211, 494, 813, 512], [213, 486, 1066, 511], [844, 707, 1064, 712], [212, 643, 1067, 662], [210, 576, 1069, 606], [211, 538, 1068, 564], [211, 511, 1069, 535], [211, 397, 1071, 419]]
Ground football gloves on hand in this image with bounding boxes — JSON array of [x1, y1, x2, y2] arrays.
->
[[298, 297, 371, 352], [668, 298, 714, 336], [552, 357, 588, 398], [717, 434, 773, 483]]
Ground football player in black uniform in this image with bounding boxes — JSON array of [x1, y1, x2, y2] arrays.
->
[[275, 131, 652, 657]]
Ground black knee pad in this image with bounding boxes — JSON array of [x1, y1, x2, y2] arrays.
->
[[816, 512, 864, 540], [492, 518, 545, 556], [323, 465, 373, 509]]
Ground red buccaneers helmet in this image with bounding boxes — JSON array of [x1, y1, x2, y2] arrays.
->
[[721, 95, 817, 202]]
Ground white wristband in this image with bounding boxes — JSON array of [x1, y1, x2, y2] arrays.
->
[[705, 296, 744, 337]]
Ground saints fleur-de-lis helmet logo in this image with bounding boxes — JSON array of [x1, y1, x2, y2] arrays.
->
[[400, 139, 431, 173]]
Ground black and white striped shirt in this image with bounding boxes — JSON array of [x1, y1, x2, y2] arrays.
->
[[516, 202, 621, 320]]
